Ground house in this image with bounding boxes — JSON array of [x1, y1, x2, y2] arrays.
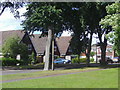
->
[[56, 36, 72, 60], [0, 30, 73, 62], [91, 44, 115, 62], [30, 34, 60, 63], [30, 36, 73, 62], [0, 30, 35, 59]]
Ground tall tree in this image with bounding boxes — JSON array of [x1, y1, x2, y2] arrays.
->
[[22, 2, 65, 70], [96, 3, 112, 65], [82, 3, 100, 66], [100, 2, 120, 61]]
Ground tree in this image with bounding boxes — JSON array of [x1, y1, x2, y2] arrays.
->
[[90, 51, 95, 58], [22, 2, 113, 68], [81, 3, 101, 66], [22, 2, 65, 70], [2, 36, 28, 61], [29, 52, 36, 64], [0, 2, 24, 18], [100, 2, 120, 61], [70, 35, 83, 63]]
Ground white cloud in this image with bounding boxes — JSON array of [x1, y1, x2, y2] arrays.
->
[[0, 7, 26, 31]]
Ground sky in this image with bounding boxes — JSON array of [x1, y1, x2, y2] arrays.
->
[[0, 7, 98, 44], [0, 7, 72, 35]]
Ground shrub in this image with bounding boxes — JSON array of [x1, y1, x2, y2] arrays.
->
[[29, 52, 36, 64], [1, 57, 28, 66], [72, 58, 87, 63], [1, 57, 19, 66], [80, 58, 87, 63], [90, 58, 94, 62], [72, 58, 80, 63]]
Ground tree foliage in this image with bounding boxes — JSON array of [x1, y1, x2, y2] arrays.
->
[[2, 36, 28, 60], [22, 2, 64, 34], [0, 2, 24, 18], [90, 51, 95, 58], [100, 2, 120, 56]]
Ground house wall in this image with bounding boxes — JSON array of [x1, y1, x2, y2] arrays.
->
[[40, 40, 60, 63], [65, 55, 71, 60], [91, 45, 114, 62]]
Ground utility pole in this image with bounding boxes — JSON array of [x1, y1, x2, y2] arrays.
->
[[51, 30, 54, 71], [96, 43, 98, 63]]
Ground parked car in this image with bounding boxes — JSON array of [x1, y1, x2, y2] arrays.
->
[[113, 57, 119, 63], [99, 57, 114, 64], [54, 58, 71, 64], [106, 57, 114, 63]]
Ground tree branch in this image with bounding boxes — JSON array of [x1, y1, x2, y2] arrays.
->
[[0, 5, 7, 16]]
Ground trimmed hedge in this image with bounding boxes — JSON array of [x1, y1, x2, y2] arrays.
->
[[72, 57, 94, 63], [0, 57, 28, 66], [1, 57, 18, 66]]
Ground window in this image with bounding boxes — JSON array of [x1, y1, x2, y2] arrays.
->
[[28, 44, 32, 50], [54, 46, 57, 52], [107, 48, 112, 52], [68, 47, 72, 52]]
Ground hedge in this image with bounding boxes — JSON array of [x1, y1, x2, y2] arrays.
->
[[0, 57, 28, 66], [72, 57, 94, 63]]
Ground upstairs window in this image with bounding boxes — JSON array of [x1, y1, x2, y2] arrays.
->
[[54, 46, 57, 52], [68, 47, 72, 52], [28, 44, 32, 50]]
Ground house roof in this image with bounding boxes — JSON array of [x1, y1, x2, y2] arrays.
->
[[56, 36, 72, 55], [30, 35, 72, 55], [30, 34, 47, 54], [0, 30, 26, 47]]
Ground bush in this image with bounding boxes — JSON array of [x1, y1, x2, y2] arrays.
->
[[1, 57, 28, 66], [72, 58, 80, 63], [72, 57, 94, 64], [72, 58, 87, 63], [1, 57, 19, 66], [90, 58, 94, 62]]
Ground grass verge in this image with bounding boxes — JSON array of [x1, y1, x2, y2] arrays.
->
[[2, 68, 118, 88]]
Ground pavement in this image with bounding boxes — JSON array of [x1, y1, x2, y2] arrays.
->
[[2, 69, 43, 75], [2, 63, 120, 75]]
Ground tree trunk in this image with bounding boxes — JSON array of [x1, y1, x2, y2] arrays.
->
[[100, 43, 107, 65], [44, 28, 52, 71], [118, 56, 120, 63], [86, 32, 93, 66], [78, 54, 80, 64]]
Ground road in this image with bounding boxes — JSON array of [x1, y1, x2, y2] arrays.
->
[[2, 63, 120, 75]]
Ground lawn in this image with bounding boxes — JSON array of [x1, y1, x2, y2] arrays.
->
[[2, 68, 118, 88], [2, 67, 99, 81]]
